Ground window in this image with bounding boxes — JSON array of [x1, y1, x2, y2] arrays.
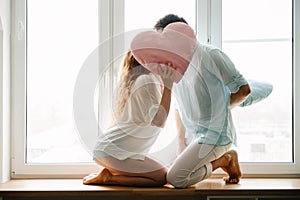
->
[[222, 0, 293, 163], [11, 0, 300, 177], [26, 0, 98, 163], [124, 0, 196, 32], [11, 0, 100, 176]]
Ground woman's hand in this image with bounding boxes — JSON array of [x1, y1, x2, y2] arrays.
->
[[157, 64, 175, 89]]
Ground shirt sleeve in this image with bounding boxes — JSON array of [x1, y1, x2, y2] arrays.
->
[[239, 80, 273, 107], [209, 48, 248, 93], [128, 75, 162, 125]]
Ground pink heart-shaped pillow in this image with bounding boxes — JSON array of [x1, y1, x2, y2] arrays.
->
[[130, 22, 197, 83]]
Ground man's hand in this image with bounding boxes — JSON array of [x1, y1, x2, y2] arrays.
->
[[230, 84, 251, 109]]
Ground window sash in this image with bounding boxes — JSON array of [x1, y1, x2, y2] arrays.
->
[[11, 0, 300, 178], [202, 0, 300, 175]]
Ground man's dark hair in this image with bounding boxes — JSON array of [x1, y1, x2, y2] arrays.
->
[[154, 14, 188, 30]]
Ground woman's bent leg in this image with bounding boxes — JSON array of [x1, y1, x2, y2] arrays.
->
[[83, 156, 167, 187], [167, 140, 231, 188]]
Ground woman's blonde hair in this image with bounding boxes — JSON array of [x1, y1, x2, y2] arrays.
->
[[116, 51, 150, 118]]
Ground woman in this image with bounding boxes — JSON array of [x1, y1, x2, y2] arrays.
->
[[83, 51, 174, 187]]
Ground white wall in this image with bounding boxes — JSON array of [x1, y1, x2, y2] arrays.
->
[[0, 0, 11, 183]]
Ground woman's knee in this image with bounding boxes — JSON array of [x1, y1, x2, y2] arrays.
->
[[152, 168, 167, 186]]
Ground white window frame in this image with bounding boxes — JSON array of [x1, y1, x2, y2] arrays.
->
[[10, 0, 121, 178], [11, 0, 300, 178]]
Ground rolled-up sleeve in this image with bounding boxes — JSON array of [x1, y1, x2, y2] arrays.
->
[[239, 80, 273, 107], [209, 49, 248, 93]]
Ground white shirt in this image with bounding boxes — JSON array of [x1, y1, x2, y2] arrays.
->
[[94, 74, 162, 160]]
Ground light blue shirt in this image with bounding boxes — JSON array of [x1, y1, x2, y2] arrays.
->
[[173, 42, 248, 146]]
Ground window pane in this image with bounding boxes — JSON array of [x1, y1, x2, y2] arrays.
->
[[222, 0, 293, 162], [27, 0, 98, 163], [125, 0, 196, 32]]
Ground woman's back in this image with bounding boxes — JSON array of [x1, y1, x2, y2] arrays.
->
[[94, 74, 163, 160]]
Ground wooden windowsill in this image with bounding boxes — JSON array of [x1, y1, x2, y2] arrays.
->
[[0, 178, 300, 199]]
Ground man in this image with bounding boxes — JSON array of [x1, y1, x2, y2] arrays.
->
[[154, 14, 250, 188]]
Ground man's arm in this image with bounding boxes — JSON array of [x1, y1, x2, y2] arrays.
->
[[174, 109, 186, 155], [230, 84, 251, 109], [208, 48, 250, 108]]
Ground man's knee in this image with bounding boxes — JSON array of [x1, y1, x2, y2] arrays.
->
[[167, 165, 209, 188], [166, 168, 189, 188]]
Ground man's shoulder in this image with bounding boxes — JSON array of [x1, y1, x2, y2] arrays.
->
[[199, 43, 221, 54], [198, 43, 228, 62]]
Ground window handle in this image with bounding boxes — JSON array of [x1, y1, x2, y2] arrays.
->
[[17, 20, 25, 40]]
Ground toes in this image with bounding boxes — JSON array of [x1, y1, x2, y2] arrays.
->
[[223, 176, 229, 182], [82, 173, 99, 185], [228, 178, 239, 184], [223, 176, 240, 184], [82, 169, 113, 185], [83, 178, 92, 185], [83, 175, 96, 185]]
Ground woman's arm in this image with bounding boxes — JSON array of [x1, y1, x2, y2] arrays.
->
[[151, 65, 174, 127], [230, 84, 251, 109]]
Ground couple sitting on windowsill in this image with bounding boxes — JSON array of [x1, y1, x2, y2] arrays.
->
[[82, 14, 273, 188]]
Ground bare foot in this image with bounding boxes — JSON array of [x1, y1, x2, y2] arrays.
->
[[221, 150, 242, 184], [83, 168, 113, 185]]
